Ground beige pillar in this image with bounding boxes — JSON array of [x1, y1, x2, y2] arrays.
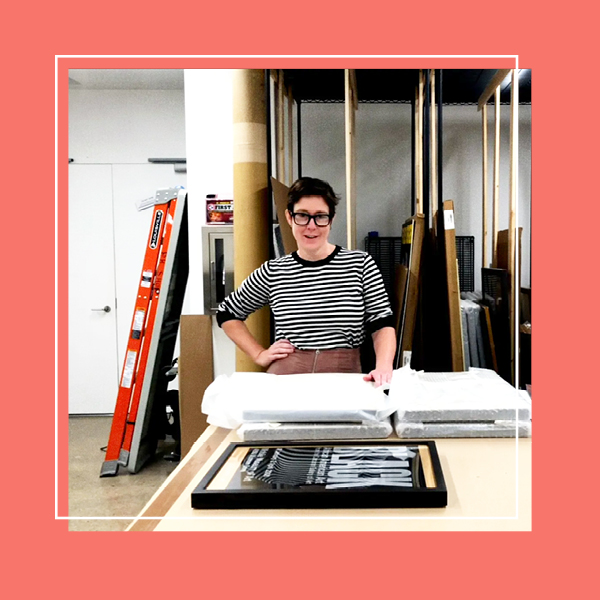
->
[[233, 69, 271, 372]]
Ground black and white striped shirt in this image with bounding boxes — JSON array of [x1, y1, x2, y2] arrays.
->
[[217, 246, 394, 350]]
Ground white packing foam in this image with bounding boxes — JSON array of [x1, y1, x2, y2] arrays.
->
[[393, 417, 531, 438], [237, 418, 393, 442]]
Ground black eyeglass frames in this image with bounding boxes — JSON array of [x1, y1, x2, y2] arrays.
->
[[289, 211, 331, 227]]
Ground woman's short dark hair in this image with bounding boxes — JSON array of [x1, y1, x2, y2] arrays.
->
[[287, 177, 340, 219]]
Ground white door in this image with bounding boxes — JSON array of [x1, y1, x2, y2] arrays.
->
[[69, 163, 187, 414], [69, 164, 119, 414]]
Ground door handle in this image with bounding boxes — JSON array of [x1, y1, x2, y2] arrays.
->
[[91, 306, 111, 313]]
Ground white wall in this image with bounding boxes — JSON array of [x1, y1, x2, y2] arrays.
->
[[183, 69, 236, 377], [69, 89, 186, 163], [300, 102, 532, 290]]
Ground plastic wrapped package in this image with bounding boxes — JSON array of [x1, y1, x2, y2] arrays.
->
[[460, 299, 488, 368], [389, 366, 532, 423], [201, 372, 399, 430], [237, 418, 393, 442]]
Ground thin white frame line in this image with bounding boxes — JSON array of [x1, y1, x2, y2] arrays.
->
[[513, 61, 520, 520], [57, 54, 527, 525], [59, 514, 523, 521], [55, 57, 59, 520], [58, 54, 519, 59]]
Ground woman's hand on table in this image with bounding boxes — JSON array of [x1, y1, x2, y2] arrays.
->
[[367, 327, 396, 387], [254, 340, 295, 367], [363, 367, 393, 388]]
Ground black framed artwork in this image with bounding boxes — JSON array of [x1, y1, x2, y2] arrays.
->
[[191, 441, 447, 509]]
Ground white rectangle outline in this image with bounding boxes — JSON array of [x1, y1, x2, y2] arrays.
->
[[56, 53, 524, 526]]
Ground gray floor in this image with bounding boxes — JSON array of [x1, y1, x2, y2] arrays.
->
[[68, 416, 179, 531]]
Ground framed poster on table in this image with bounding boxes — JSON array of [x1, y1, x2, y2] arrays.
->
[[191, 441, 447, 509]]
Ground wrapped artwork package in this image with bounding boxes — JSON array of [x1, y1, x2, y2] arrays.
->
[[389, 366, 531, 422], [201, 372, 398, 430]]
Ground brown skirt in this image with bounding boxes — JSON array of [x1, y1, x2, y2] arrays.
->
[[266, 348, 361, 375]]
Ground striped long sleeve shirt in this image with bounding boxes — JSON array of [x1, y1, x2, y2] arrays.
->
[[217, 246, 394, 350]]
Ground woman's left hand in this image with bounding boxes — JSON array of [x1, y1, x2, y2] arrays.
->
[[363, 368, 393, 388]]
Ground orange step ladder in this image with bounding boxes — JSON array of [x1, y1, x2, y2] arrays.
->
[[100, 188, 182, 477]]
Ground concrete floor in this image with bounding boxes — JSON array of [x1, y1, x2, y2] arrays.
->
[[68, 416, 179, 531]]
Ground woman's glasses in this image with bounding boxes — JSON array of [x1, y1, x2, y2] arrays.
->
[[290, 212, 331, 227]]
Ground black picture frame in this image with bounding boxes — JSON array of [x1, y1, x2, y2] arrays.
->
[[191, 440, 447, 510]]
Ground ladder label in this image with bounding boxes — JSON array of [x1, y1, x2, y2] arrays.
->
[[121, 350, 137, 389], [140, 270, 153, 288], [444, 209, 455, 230], [149, 210, 164, 249], [131, 309, 146, 339]]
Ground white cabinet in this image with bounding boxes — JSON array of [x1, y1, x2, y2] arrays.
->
[[202, 226, 234, 314]]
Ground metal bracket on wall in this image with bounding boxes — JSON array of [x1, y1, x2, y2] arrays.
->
[[147, 158, 187, 174]]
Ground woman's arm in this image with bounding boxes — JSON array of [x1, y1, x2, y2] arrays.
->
[[222, 319, 294, 368], [363, 326, 396, 387]]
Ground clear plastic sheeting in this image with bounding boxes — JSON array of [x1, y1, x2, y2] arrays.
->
[[201, 372, 398, 430], [460, 299, 489, 369], [389, 366, 531, 422], [237, 418, 394, 442], [390, 366, 532, 438]]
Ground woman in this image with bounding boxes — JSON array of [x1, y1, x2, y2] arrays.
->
[[216, 177, 396, 387]]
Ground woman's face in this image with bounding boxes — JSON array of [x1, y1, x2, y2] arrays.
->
[[286, 195, 333, 259]]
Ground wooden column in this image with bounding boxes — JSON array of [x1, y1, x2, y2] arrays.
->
[[413, 87, 418, 214], [430, 69, 437, 218], [482, 103, 489, 268], [287, 83, 294, 185], [477, 69, 510, 267], [345, 69, 358, 249], [276, 70, 285, 182], [492, 87, 500, 265], [233, 69, 271, 372], [508, 69, 519, 384], [416, 70, 424, 214]]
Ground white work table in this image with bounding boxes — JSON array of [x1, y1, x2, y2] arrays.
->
[[127, 425, 531, 532]]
